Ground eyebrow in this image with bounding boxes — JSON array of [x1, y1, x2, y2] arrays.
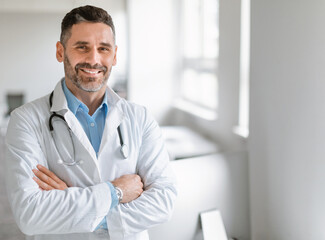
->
[[73, 41, 113, 48], [73, 41, 88, 46], [100, 42, 113, 48]]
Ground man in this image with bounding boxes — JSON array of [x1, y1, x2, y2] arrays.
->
[[5, 5, 177, 240]]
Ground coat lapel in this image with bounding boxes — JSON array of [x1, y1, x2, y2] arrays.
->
[[99, 88, 125, 155], [50, 80, 100, 180]]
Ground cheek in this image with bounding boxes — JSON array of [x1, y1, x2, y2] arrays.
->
[[66, 52, 82, 66], [69, 57, 79, 67], [103, 52, 116, 63], [105, 56, 116, 66]]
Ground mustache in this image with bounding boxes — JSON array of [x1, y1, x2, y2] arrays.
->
[[75, 63, 107, 73]]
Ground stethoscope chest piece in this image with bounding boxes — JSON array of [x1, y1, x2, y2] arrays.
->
[[120, 144, 129, 159]]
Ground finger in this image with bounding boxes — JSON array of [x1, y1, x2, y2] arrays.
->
[[135, 175, 144, 188], [33, 177, 54, 191], [36, 165, 68, 190], [37, 164, 63, 184], [32, 169, 60, 189]]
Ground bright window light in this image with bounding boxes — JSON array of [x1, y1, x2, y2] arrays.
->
[[234, 0, 250, 138], [179, 0, 219, 116]]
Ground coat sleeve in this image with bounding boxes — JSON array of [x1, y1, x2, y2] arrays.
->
[[106, 107, 178, 239], [5, 108, 112, 236]]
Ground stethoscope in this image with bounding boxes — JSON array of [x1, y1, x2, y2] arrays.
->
[[49, 91, 129, 166]]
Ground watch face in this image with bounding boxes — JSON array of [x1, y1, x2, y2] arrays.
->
[[115, 187, 123, 202]]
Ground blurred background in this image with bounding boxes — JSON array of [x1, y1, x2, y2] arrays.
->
[[1, 0, 325, 239]]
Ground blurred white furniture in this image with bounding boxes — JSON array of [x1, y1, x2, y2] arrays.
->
[[149, 152, 250, 240], [149, 126, 250, 240], [161, 126, 219, 160]]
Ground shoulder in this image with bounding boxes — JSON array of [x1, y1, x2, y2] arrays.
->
[[9, 94, 51, 129], [118, 99, 159, 136], [118, 99, 154, 124], [119, 99, 146, 116]]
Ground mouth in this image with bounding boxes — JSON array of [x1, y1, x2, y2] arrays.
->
[[79, 68, 102, 75]]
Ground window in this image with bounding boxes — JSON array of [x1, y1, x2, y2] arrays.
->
[[177, 0, 219, 119]]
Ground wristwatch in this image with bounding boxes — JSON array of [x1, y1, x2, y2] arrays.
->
[[114, 186, 123, 203]]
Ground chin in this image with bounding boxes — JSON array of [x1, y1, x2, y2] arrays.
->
[[79, 81, 107, 92]]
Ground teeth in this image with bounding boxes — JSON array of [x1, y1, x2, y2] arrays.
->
[[82, 69, 99, 74]]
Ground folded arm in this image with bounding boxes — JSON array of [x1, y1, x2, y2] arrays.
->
[[33, 164, 144, 204], [106, 109, 178, 239], [5, 110, 111, 236], [32, 161, 144, 232]]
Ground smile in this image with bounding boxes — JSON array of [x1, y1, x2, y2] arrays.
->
[[80, 68, 102, 74]]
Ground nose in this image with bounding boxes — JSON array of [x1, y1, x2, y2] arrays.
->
[[85, 48, 101, 66]]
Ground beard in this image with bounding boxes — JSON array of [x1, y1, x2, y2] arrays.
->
[[63, 55, 111, 92]]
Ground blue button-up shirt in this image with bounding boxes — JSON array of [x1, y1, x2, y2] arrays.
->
[[62, 80, 118, 230]]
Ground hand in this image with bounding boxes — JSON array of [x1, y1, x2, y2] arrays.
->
[[32, 164, 68, 191], [111, 174, 144, 203]]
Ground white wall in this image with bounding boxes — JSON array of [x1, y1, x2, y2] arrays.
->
[[0, 0, 124, 13], [249, 0, 325, 239], [0, 12, 64, 114], [127, 0, 177, 122]]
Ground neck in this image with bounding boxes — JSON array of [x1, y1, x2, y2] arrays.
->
[[65, 79, 106, 116]]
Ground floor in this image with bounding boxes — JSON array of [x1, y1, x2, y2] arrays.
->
[[0, 136, 25, 240]]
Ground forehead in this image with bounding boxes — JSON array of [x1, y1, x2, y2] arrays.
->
[[67, 22, 115, 45]]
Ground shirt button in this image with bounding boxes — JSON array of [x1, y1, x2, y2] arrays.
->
[[90, 122, 95, 127]]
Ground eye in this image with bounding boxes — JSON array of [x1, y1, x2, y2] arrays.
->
[[77, 45, 87, 50], [99, 47, 109, 52]]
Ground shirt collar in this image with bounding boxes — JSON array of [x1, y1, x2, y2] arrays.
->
[[62, 79, 108, 116]]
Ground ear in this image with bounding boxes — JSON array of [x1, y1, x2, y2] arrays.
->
[[56, 41, 64, 62], [113, 45, 118, 66]]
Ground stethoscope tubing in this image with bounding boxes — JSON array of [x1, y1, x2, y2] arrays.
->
[[48, 91, 128, 166]]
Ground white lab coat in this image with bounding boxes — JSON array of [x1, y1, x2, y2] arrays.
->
[[5, 80, 177, 240]]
